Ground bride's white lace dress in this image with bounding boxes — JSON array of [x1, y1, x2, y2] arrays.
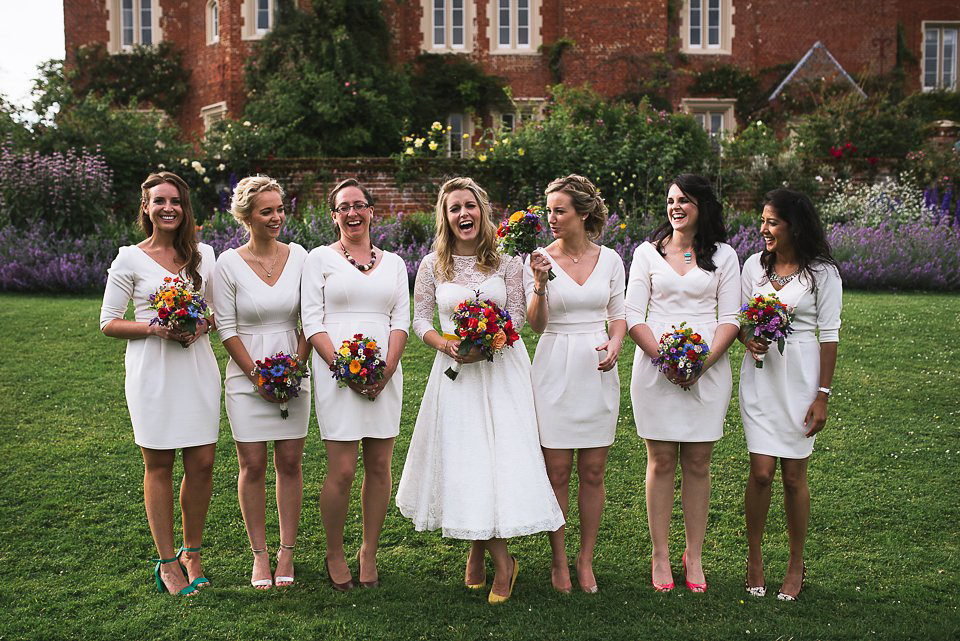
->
[[396, 253, 565, 539]]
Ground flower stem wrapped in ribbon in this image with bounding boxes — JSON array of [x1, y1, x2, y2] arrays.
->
[[148, 276, 211, 348], [445, 291, 520, 380], [496, 205, 555, 280], [738, 293, 794, 369], [330, 333, 386, 401], [650, 322, 711, 390], [252, 352, 310, 418]]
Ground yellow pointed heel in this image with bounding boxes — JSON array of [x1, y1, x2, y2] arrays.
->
[[488, 557, 519, 605]]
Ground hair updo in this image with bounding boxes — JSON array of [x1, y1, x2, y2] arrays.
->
[[230, 175, 284, 228], [544, 174, 608, 239]]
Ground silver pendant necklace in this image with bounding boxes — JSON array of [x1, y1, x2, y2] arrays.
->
[[768, 268, 800, 287]]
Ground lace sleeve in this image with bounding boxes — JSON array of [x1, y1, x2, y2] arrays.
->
[[503, 255, 526, 330], [412, 253, 438, 341]]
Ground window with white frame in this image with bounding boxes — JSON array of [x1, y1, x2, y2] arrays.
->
[[446, 113, 474, 157], [923, 23, 959, 91], [426, 0, 472, 52], [681, 98, 736, 140], [207, 1, 220, 45], [200, 102, 228, 135], [680, 0, 733, 55], [242, 0, 280, 40], [107, 0, 161, 52], [491, 0, 539, 53]]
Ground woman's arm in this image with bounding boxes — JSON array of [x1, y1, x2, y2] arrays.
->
[[525, 252, 551, 334]]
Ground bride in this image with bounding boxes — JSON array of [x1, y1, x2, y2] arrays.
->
[[396, 177, 564, 604]]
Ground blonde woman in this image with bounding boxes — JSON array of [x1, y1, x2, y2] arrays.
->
[[100, 172, 220, 596], [396, 177, 564, 605], [213, 176, 310, 589], [525, 175, 626, 594], [301, 179, 410, 591]]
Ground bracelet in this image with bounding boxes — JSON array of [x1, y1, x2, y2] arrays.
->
[[532, 284, 547, 296], [817, 386, 832, 397]]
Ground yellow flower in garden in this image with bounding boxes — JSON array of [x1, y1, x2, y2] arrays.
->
[[502, 138, 510, 145], [517, 148, 525, 156], [478, 154, 487, 162], [620, 223, 626, 230], [431, 121, 443, 131], [428, 141, 438, 151], [404, 147, 414, 155], [509, 211, 524, 223], [414, 137, 425, 148], [463, 133, 470, 139], [349, 360, 361, 374]]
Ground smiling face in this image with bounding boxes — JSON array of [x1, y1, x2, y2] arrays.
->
[[146, 182, 184, 235], [546, 191, 585, 241], [248, 190, 285, 241], [445, 188, 481, 247], [666, 183, 699, 234], [760, 204, 793, 255], [332, 186, 373, 244]]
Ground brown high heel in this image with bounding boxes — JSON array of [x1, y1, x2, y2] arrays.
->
[[324, 555, 354, 592], [356, 549, 380, 588]]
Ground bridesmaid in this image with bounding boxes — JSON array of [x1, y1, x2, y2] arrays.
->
[[740, 189, 841, 602], [396, 177, 564, 605], [625, 173, 740, 593], [301, 178, 409, 590], [100, 172, 220, 596], [525, 175, 626, 594], [213, 176, 311, 589]]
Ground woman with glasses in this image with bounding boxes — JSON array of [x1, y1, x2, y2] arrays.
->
[[301, 178, 410, 591]]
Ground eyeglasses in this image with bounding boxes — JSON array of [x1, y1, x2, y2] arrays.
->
[[332, 203, 371, 215]]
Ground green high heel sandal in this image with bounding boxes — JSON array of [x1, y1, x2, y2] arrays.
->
[[153, 557, 198, 595], [177, 546, 211, 588]]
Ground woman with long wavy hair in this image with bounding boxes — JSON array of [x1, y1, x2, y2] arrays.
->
[[740, 189, 841, 602], [396, 177, 563, 605], [625, 173, 741, 593], [100, 172, 221, 596]]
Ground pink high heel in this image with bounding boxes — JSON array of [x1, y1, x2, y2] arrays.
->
[[682, 551, 707, 593], [651, 559, 674, 593]]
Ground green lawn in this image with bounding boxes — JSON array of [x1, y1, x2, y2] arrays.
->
[[0, 291, 958, 640]]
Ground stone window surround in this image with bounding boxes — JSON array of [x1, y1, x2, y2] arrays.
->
[[200, 101, 228, 134], [680, 97, 737, 136], [921, 21, 959, 92], [422, 0, 475, 53], [105, 0, 163, 53], [679, 0, 734, 56], [207, 0, 220, 45], [488, 0, 541, 55]]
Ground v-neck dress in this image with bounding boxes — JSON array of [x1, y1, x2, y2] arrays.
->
[[739, 253, 842, 459], [214, 243, 311, 441], [625, 241, 741, 442], [301, 246, 409, 441], [523, 246, 626, 449], [99, 243, 222, 450]]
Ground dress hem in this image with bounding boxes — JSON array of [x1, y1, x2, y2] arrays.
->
[[396, 504, 564, 540], [231, 432, 308, 443], [746, 446, 813, 460], [135, 437, 219, 450]]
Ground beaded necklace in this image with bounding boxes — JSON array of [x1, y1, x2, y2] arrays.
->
[[340, 241, 377, 272]]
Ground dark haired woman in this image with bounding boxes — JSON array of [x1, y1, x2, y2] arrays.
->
[[625, 173, 741, 593], [740, 189, 841, 602], [525, 175, 626, 594], [100, 172, 221, 596], [301, 178, 410, 590]]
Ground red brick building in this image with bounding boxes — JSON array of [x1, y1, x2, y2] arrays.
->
[[64, 1, 960, 140]]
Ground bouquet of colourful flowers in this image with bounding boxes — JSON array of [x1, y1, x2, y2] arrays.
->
[[738, 293, 794, 368], [445, 292, 521, 380], [496, 205, 555, 280], [148, 276, 210, 348], [252, 352, 309, 418], [330, 334, 386, 400], [651, 322, 711, 389]]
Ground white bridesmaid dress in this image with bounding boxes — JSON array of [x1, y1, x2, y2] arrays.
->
[[739, 253, 842, 459], [300, 246, 409, 441], [523, 246, 626, 449], [625, 241, 741, 442], [213, 243, 311, 442], [99, 243, 222, 450], [395, 253, 565, 540]]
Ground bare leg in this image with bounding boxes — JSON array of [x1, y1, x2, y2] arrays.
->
[[465, 541, 487, 586], [236, 441, 271, 588], [274, 437, 306, 585], [542, 447, 574, 592], [358, 437, 395, 583], [486, 538, 515, 597], [179, 443, 216, 585], [575, 446, 610, 592], [141, 447, 194, 595], [745, 453, 777, 589], [678, 441, 714, 586], [645, 439, 678, 586], [780, 457, 810, 597], [320, 440, 359, 584]]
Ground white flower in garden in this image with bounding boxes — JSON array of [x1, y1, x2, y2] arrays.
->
[[203, 177, 211, 184], [243, 121, 252, 127], [181, 158, 189, 166], [502, 138, 510, 145], [158, 163, 166, 169], [431, 121, 443, 131], [191, 161, 206, 175], [217, 164, 225, 171], [155, 140, 166, 149], [414, 138, 425, 148], [223, 144, 232, 151], [815, 175, 824, 182], [755, 120, 763, 127]]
